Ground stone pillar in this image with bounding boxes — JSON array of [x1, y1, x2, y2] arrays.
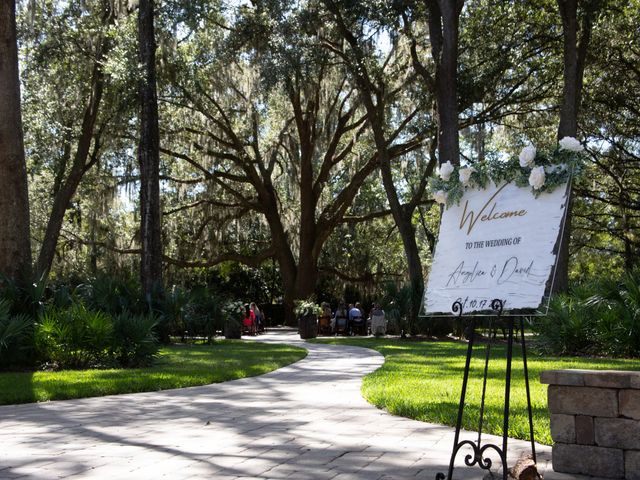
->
[[541, 369, 640, 480]]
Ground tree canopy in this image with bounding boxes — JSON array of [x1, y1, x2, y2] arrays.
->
[[0, 0, 637, 323]]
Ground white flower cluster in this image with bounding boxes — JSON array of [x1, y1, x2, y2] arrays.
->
[[519, 145, 536, 167], [433, 190, 448, 205], [528, 166, 546, 190], [459, 166, 475, 186], [432, 137, 582, 205], [519, 136, 582, 190], [434, 161, 473, 204], [438, 161, 455, 181], [559, 136, 584, 152]]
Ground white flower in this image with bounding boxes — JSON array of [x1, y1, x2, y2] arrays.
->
[[459, 167, 475, 186], [518, 145, 537, 168], [547, 163, 568, 174], [438, 161, 455, 181], [528, 165, 546, 190], [559, 136, 584, 152], [433, 190, 448, 205]]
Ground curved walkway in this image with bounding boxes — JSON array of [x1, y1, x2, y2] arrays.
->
[[0, 330, 589, 479]]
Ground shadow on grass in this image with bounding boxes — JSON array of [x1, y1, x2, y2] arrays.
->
[[0, 342, 306, 405]]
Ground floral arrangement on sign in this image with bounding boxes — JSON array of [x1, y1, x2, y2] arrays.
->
[[430, 136, 586, 208]]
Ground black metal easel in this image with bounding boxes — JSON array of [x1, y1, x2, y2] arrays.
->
[[435, 299, 536, 480]]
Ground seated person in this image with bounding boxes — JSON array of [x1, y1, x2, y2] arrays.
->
[[348, 302, 365, 334], [318, 302, 332, 334], [333, 302, 349, 333], [242, 303, 256, 335], [369, 303, 387, 335], [250, 302, 263, 332]]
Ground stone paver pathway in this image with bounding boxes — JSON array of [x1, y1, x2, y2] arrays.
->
[[0, 329, 595, 479]]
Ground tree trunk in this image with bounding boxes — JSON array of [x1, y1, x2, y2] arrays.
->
[[325, 1, 426, 330], [554, 0, 594, 293], [427, 0, 464, 165], [36, 59, 106, 278], [257, 179, 299, 325], [557, 0, 579, 140], [377, 135, 424, 332], [0, 0, 32, 285], [280, 271, 298, 327], [423, 0, 462, 322], [296, 254, 318, 301], [138, 0, 163, 298], [296, 100, 318, 304]]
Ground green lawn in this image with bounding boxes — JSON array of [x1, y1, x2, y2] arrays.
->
[[0, 341, 306, 405], [313, 337, 640, 445]]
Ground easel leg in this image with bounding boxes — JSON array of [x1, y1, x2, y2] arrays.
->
[[502, 317, 514, 480], [437, 316, 476, 480], [477, 317, 494, 449], [521, 317, 536, 462], [437, 301, 536, 480]]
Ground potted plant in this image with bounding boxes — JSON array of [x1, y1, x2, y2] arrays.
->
[[222, 301, 244, 339], [294, 299, 322, 339]]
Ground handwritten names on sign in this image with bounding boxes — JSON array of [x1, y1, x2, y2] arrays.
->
[[422, 181, 569, 315]]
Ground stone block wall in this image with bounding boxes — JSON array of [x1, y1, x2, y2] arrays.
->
[[541, 369, 640, 479]]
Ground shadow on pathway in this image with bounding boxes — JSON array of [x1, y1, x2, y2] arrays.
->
[[0, 329, 593, 479]]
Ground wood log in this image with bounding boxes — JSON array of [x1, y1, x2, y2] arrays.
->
[[482, 454, 542, 480], [509, 454, 542, 480]]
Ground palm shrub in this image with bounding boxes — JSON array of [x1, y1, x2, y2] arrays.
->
[[35, 304, 114, 368], [381, 282, 412, 335], [0, 273, 47, 317], [183, 287, 225, 342], [51, 284, 74, 309], [75, 275, 144, 315], [533, 293, 595, 355], [0, 299, 34, 367], [111, 312, 159, 367], [533, 269, 640, 357], [587, 270, 640, 356], [0, 274, 47, 367], [157, 285, 190, 342], [222, 300, 244, 339]]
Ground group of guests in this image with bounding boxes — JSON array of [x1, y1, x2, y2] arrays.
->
[[318, 301, 386, 336], [242, 302, 264, 335]]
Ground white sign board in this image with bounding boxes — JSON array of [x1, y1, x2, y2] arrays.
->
[[423, 181, 569, 315]]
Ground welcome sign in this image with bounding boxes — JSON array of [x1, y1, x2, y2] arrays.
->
[[422, 181, 569, 315]]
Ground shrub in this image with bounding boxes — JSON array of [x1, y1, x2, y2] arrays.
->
[[0, 299, 34, 368], [35, 304, 114, 368], [587, 270, 640, 356], [157, 285, 190, 342], [381, 283, 412, 335], [415, 315, 454, 337], [532, 294, 595, 355], [75, 275, 144, 316], [51, 284, 74, 309], [293, 299, 323, 317], [112, 312, 159, 367], [533, 269, 640, 357], [0, 273, 47, 317], [183, 288, 226, 342], [222, 300, 244, 339]]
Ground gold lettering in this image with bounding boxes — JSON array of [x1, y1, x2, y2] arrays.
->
[[459, 184, 509, 235], [458, 184, 528, 235]]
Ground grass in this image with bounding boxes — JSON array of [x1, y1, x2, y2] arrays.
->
[[312, 337, 640, 445], [0, 341, 306, 405]]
